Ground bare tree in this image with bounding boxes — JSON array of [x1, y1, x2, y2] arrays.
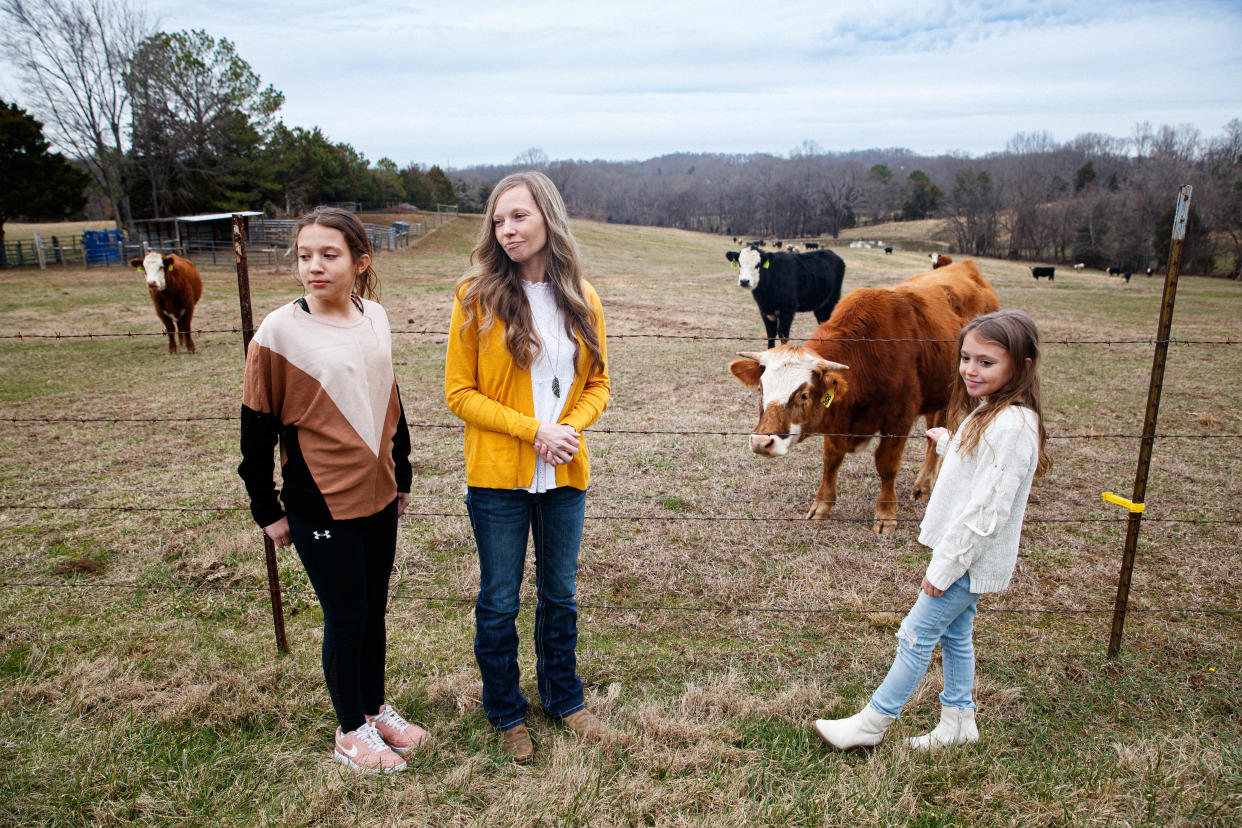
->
[[1, 0, 150, 237], [946, 168, 1002, 256], [1200, 118, 1242, 278], [512, 147, 548, 168], [818, 163, 863, 239]]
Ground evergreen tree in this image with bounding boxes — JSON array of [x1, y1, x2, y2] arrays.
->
[[901, 170, 942, 220], [0, 100, 89, 257], [126, 29, 283, 216]]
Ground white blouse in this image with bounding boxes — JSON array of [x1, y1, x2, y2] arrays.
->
[[521, 280, 576, 492], [919, 405, 1040, 593]]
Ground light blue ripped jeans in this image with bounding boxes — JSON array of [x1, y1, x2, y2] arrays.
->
[[869, 573, 979, 717]]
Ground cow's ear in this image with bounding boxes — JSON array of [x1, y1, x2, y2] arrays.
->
[[812, 358, 849, 395], [729, 357, 763, 388], [761, 254, 771, 269], [814, 371, 849, 407], [162, 255, 175, 270], [725, 251, 739, 263], [128, 258, 143, 269]]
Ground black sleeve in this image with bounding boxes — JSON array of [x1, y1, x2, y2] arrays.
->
[[392, 386, 413, 493], [238, 403, 284, 527]]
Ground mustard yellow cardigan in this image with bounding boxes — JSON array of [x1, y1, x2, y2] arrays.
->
[[445, 281, 610, 490]]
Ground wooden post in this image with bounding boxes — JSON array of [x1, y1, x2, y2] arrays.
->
[[233, 215, 256, 356], [263, 535, 289, 654], [234, 213, 289, 654], [1107, 185, 1192, 659]]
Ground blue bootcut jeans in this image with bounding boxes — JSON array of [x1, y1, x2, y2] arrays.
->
[[869, 573, 979, 717], [465, 485, 586, 730]]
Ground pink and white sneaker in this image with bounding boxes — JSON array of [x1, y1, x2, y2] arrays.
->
[[366, 704, 430, 754], [334, 721, 406, 774]]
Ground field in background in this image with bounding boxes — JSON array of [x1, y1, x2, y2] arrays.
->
[[1, 217, 1239, 826], [2, 219, 114, 243], [835, 217, 953, 246]]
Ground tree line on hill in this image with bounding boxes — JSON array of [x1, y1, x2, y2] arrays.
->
[[2, 0, 1239, 277], [454, 127, 1242, 278]]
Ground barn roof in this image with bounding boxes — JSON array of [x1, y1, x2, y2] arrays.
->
[[136, 211, 264, 223]]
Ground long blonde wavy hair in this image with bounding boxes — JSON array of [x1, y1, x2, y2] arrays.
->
[[454, 171, 605, 378], [948, 309, 1051, 477]]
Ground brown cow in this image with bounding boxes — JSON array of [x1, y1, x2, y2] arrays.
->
[[930, 252, 953, 268], [129, 252, 203, 354], [729, 259, 999, 533]]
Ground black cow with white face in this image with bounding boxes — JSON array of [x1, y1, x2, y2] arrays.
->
[[725, 244, 846, 348]]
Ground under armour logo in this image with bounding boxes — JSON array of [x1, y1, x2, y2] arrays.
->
[[313, 530, 332, 540]]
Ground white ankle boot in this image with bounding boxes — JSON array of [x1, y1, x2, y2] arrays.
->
[[908, 706, 979, 750], [812, 705, 895, 750]]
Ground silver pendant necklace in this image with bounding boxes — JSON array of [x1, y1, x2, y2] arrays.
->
[[530, 287, 563, 398]]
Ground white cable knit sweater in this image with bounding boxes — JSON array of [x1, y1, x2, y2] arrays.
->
[[919, 405, 1040, 593]]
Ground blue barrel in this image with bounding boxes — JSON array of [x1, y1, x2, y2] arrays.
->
[[83, 230, 125, 266]]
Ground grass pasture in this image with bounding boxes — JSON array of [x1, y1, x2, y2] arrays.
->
[[1, 218, 1240, 826]]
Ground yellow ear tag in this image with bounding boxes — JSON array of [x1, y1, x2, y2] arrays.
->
[[762, 260, 770, 269], [731, 259, 739, 267], [821, 387, 835, 408]]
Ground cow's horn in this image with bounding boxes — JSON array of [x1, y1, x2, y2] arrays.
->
[[820, 360, 849, 371], [736, 351, 764, 360]]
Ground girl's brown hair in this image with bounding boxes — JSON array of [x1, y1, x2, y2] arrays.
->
[[948, 309, 1051, 477], [454, 171, 605, 378], [290, 206, 379, 300]]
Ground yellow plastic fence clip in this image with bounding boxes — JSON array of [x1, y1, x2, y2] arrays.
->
[[1102, 492, 1146, 513]]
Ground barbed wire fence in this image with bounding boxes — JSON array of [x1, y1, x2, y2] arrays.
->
[[3, 193, 1239, 655], [2, 328, 1239, 345]]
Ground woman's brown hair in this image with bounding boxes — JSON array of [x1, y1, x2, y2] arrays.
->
[[948, 309, 1051, 477], [290, 206, 380, 300], [454, 171, 605, 378]]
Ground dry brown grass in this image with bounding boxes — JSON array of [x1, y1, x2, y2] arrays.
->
[[3, 219, 114, 243], [0, 217, 1239, 826]]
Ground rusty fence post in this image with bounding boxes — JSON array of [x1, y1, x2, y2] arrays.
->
[[234, 214, 289, 655], [1107, 185, 1192, 659]]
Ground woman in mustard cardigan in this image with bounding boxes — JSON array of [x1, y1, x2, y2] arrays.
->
[[445, 171, 610, 764]]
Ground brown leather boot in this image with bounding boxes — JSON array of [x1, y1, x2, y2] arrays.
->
[[563, 709, 616, 745], [501, 723, 534, 764]]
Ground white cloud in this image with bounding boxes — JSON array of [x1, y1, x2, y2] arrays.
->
[[5, 0, 1239, 166]]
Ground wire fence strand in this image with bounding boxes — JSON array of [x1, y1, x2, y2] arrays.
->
[[0, 503, 1238, 524], [1, 580, 1237, 617], [2, 415, 1239, 441], [2, 484, 1235, 506], [1, 327, 1237, 345]]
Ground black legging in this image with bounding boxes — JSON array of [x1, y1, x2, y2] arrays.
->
[[288, 499, 398, 733]]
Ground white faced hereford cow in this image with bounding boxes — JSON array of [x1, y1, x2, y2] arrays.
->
[[729, 259, 999, 533], [128, 252, 203, 354]]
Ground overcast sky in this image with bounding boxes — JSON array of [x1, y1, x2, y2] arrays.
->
[[5, 0, 1241, 168]]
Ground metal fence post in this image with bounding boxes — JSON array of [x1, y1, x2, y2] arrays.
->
[[1107, 184, 1192, 658], [234, 213, 289, 655]]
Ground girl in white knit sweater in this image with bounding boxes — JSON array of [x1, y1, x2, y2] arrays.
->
[[813, 309, 1050, 751]]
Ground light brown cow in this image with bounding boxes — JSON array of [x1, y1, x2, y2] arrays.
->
[[729, 259, 999, 533], [129, 252, 203, 354]]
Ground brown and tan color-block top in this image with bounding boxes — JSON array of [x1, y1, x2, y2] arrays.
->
[[238, 299, 412, 527]]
